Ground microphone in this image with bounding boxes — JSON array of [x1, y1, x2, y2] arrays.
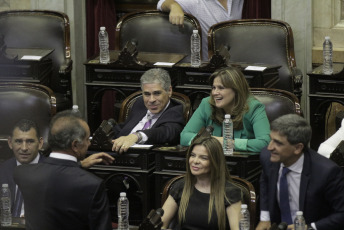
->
[[107, 118, 117, 127], [268, 222, 288, 230], [277, 222, 288, 230], [138, 208, 164, 230], [195, 125, 214, 139]]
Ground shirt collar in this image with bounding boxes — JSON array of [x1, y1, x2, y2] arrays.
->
[[17, 153, 40, 166], [281, 153, 304, 174], [49, 152, 77, 162]]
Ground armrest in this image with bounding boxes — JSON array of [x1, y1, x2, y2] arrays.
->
[[292, 67, 303, 100], [59, 59, 73, 74]]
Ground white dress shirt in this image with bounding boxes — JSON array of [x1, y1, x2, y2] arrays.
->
[[157, 0, 244, 61]]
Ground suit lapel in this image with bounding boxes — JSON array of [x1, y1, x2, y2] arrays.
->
[[299, 151, 311, 211], [270, 162, 280, 213]]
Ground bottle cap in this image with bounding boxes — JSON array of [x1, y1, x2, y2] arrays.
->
[[225, 114, 231, 119], [72, 105, 79, 110], [2, 184, 8, 188], [296, 211, 303, 216], [100, 26, 106, 31], [120, 192, 126, 197], [241, 204, 248, 209], [325, 36, 330, 40], [193, 30, 198, 34]]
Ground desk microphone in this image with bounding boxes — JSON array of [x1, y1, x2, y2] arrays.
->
[[269, 222, 288, 230], [195, 125, 214, 139], [138, 208, 164, 230], [276, 222, 288, 230]]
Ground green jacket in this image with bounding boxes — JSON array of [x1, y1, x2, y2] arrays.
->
[[180, 96, 270, 152]]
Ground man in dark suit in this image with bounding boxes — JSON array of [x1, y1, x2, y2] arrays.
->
[[0, 119, 114, 219], [256, 114, 344, 230], [112, 68, 185, 153], [13, 111, 114, 230], [0, 119, 44, 217]]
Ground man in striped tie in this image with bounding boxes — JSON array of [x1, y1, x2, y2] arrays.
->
[[111, 68, 185, 154], [257, 114, 344, 230]]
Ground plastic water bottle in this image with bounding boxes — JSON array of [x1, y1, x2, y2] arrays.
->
[[1, 184, 12, 226], [239, 204, 250, 230], [323, 36, 333, 75], [223, 114, 234, 156], [72, 105, 81, 117], [99, 26, 110, 64], [294, 211, 306, 230], [117, 192, 129, 230], [191, 30, 201, 67]]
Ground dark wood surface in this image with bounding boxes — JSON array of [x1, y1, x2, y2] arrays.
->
[[308, 63, 344, 150]]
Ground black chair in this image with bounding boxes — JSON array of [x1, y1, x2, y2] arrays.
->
[[0, 82, 56, 162], [115, 10, 201, 59], [208, 19, 303, 99], [0, 10, 73, 111], [251, 88, 301, 123]]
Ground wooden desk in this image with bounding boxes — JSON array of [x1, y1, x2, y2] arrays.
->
[[308, 63, 344, 150], [0, 217, 25, 230], [0, 48, 53, 85]]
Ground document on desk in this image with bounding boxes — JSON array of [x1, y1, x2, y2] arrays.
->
[[245, 66, 267, 71], [154, 62, 175, 67], [130, 144, 153, 149], [21, 55, 43, 61]]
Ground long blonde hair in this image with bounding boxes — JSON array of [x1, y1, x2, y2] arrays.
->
[[178, 136, 232, 230], [209, 66, 251, 129]]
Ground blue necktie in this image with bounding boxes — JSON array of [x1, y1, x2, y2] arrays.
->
[[279, 167, 293, 225], [13, 188, 23, 217]]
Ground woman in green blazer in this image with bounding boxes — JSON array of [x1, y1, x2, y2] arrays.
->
[[180, 66, 270, 152]]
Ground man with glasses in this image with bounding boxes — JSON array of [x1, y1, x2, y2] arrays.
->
[[111, 68, 185, 153]]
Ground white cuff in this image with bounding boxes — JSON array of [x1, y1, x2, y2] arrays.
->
[[260, 210, 270, 221]]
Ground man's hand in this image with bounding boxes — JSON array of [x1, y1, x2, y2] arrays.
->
[[111, 134, 138, 154], [81, 152, 114, 168], [169, 3, 184, 25], [256, 221, 271, 230]]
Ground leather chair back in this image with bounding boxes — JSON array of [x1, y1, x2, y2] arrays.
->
[[251, 88, 301, 123], [0, 10, 72, 110], [118, 91, 191, 123], [161, 174, 256, 230], [0, 83, 56, 161], [208, 19, 301, 95], [115, 10, 201, 57]]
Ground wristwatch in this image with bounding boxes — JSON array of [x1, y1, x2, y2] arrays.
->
[[133, 132, 143, 143]]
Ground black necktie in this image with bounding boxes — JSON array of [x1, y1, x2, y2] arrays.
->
[[13, 188, 23, 217], [279, 167, 292, 224]]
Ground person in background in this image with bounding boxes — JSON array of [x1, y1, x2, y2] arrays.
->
[[257, 114, 344, 230], [161, 136, 242, 230], [13, 111, 114, 230], [180, 66, 270, 153], [157, 0, 244, 61], [0, 119, 114, 219], [318, 118, 344, 158], [111, 68, 185, 153]]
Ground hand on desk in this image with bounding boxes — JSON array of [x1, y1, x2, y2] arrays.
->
[[81, 152, 114, 168], [112, 134, 138, 154]]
